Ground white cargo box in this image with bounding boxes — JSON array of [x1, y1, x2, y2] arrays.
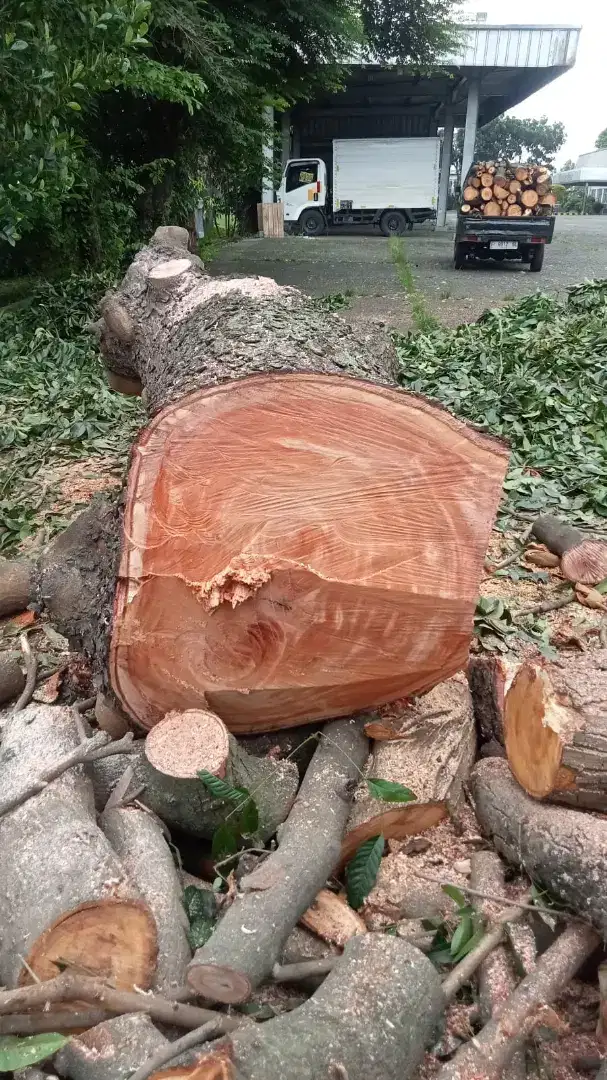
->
[[332, 137, 440, 212]]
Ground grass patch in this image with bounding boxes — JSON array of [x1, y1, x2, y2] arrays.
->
[[389, 237, 438, 334], [312, 290, 354, 313], [394, 280, 607, 523], [0, 273, 144, 553]]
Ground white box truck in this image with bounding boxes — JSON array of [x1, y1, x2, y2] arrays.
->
[[277, 137, 440, 236]]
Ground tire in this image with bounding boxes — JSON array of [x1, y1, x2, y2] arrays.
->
[[299, 209, 325, 237], [380, 210, 409, 237], [529, 244, 545, 272], [453, 242, 467, 270]]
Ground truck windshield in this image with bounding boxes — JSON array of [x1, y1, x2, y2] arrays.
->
[[285, 162, 318, 191]]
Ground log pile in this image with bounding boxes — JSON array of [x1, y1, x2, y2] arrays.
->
[[460, 162, 557, 218], [3, 230, 607, 1080]]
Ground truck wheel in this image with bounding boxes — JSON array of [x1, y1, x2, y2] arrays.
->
[[380, 211, 408, 237], [529, 245, 545, 272], [299, 209, 325, 237], [453, 243, 467, 270]]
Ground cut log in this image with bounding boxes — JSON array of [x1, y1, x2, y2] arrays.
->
[[0, 653, 25, 705], [467, 655, 521, 746], [509, 180, 522, 193], [54, 1013, 184, 1080], [470, 177, 482, 188], [0, 705, 157, 989], [460, 204, 471, 213], [339, 674, 476, 866], [471, 757, 607, 934], [481, 187, 493, 201], [92, 710, 299, 840], [531, 514, 607, 584], [521, 189, 539, 208], [299, 888, 366, 947], [101, 806, 192, 993], [504, 651, 607, 810], [506, 193, 517, 204], [0, 557, 33, 617], [506, 204, 523, 217], [493, 185, 509, 201], [192, 935, 444, 1080], [481, 173, 494, 187], [515, 167, 529, 182], [484, 201, 502, 217], [463, 186, 480, 203], [186, 715, 368, 1003]]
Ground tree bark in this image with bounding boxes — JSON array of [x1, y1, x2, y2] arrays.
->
[[186, 716, 368, 1003], [101, 806, 191, 994], [0, 705, 156, 989], [471, 757, 607, 934], [53, 1013, 183, 1080], [532, 515, 607, 585], [0, 556, 32, 617], [340, 675, 476, 866], [195, 935, 444, 1080], [467, 655, 520, 746], [504, 651, 607, 809], [0, 652, 25, 706], [91, 716, 299, 841]]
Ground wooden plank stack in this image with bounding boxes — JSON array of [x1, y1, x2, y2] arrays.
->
[[460, 161, 556, 218]]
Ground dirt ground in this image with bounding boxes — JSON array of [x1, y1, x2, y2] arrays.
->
[[210, 214, 607, 331]]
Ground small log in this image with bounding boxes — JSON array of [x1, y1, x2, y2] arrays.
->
[[0, 556, 33, 617], [515, 167, 529, 182], [493, 175, 508, 188], [92, 710, 298, 840], [481, 187, 494, 201], [481, 173, 494, 187], [471, 758, 607, 934], [299, 888, 366, 947], [509, 180, 522, 193], [532, 514, 607, 584], [506, 193, 517, 204], [186, 716, 368, 1003], [460, 204, 471, 213], [102, 806, 192, 993], [54, 1013, 181, 1080], [540, 193, 557, 206], [484, 202, 502, 217], [0, 653, 25, 705], [470, 177, 482, 188], [468, 655, 521, 746], [463, 186, 480, 203], [504, 651, 607, 810], [521, 189, 539, 208], [493, 185, 509, 201], [340, 675, 475, 865], [193, 935, 444, 1080], [506, 204, 523, 217], [0, 705, 156, 988]]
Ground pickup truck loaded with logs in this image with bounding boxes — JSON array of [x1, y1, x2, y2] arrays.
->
[[455, 161, 557, 272]]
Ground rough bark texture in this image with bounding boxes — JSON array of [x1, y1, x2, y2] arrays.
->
[[436, 922, 600, 1080], [532, 515, 607, 585], [504, 651, 607, 809], [471, 758, 607, 934], [186, 716, 368, 1002], [0, 705, 157, 989], [340, 675, 476, 865], [0, 556, 32, 617], [101, 806, 191, 993], [0, 652, 25, 705], [197, 935, 444, 1080], [54, 1013, 175, 1080], [467, 655, 521, 746], [91, 728, 298, 841]]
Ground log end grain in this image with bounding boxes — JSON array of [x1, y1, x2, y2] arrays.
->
[[186, 962, 251, 1004], [504, 663, 574, 798], [145, 710, 230, 779], [561, 539, 607, 586]]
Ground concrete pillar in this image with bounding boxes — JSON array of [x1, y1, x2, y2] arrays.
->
[[436, 105, 454, 228], [461, 78, 480, 184], [262, 104, 274, 204], [280, 112, 291, 169]]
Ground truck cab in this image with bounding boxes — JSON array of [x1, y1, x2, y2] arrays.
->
[[278, 158, 328, 236]]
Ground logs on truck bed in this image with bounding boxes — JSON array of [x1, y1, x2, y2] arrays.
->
[[504, 650, 607, 810], [471, 757, 607, 934], [460, 161, 556, 218], [0, 226, 508, 734], [190, 935, 444, 1080], [531, 514, 607, 584], [339, 674, 476, 865], [91, 709, 299, 840], [0, 705, 157, 989]]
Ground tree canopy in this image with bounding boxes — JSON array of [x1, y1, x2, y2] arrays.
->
[[455, 115, 566, 172], [596, 128, 607, 150]]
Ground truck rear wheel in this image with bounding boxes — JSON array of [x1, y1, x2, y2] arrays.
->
[[529, 245, 545, 272], [380, 210, 409, 237], [453, 242, 467, 270], [299, 209, 325, 237]]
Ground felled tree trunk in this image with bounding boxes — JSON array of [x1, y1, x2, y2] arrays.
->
[[467, 655, 520, 747], [195, 935, 444, 1080], [471, 758, 607, 934], [92, 709, 298, 840], [339, 675, 476, 865], [0, 226, 508, 735], [504, 651, 607, 809], [0, 706, 156, 988], [54, 1013, 179, 1080]]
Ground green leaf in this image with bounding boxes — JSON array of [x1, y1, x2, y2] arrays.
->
[[10, 39, 28, 50], [366, 778, 416, 803], [346, 834, 384, 910], [238, 798, 259, 836], [0, 1033, 70, 1070], [451, 925, 485, 963], [211, 822, 238, 862], [442, 884, 467, 909], [197, 770, 249, 806], [450, 913, 473, 957], [187, 917, 215, 949], [183, 885, 217, 922]]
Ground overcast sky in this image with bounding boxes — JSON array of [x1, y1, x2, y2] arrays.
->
[[466, 0, 605, 165]]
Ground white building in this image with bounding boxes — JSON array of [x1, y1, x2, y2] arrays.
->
[[554, 150, 607, 204]]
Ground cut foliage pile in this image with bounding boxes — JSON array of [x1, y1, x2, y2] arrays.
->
[[396, 280, 607, 522]]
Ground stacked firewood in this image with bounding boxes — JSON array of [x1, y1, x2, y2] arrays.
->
[[461, 161, 557, 218]]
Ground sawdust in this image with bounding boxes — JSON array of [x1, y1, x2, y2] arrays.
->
[[145, 708, 230, 779]]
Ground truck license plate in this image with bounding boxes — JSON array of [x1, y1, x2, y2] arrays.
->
[[490, 241, 518, 250]]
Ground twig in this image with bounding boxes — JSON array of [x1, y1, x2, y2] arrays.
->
[[488, 525, 533, 574], [75, 695, 97, 713], [412, 873, 547, 916], [272, 958, 336, 983], [0, 1008, 109, 1034], [442, 895, 530, 1001], [0, 971, 242, 1032], [0, 730, 137, 819], [513, 591, 575, 620], [12, 632, 37, 713], [128, 1019, 223, 1080]]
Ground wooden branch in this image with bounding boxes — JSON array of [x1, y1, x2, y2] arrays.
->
[[129, 1019, 223, 1080], [0, 556, 33, 617], [186, 716, 369, 1003], [0, 1009, 110, 1034], [442, 886, 529, 1003], [0, 653, 25, 706], [54, 1013, 182, 1080], [12, 631, 37, 713], [436, 922, 599, 1080], [272, 957, 336, 983], [514, 590, 575, 619], [532, 514, 607, 585]]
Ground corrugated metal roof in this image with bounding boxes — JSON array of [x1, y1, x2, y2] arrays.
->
[[445, 24, 580, 68]]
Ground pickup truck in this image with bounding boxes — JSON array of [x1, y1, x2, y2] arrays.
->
[[454, 213, 555, 272]]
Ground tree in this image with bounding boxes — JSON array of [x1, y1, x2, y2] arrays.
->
[[455, 115, 566, 172], [360, 0, 459, 64], [561, 159, 577, 171], [596, 128, 607, 150]]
